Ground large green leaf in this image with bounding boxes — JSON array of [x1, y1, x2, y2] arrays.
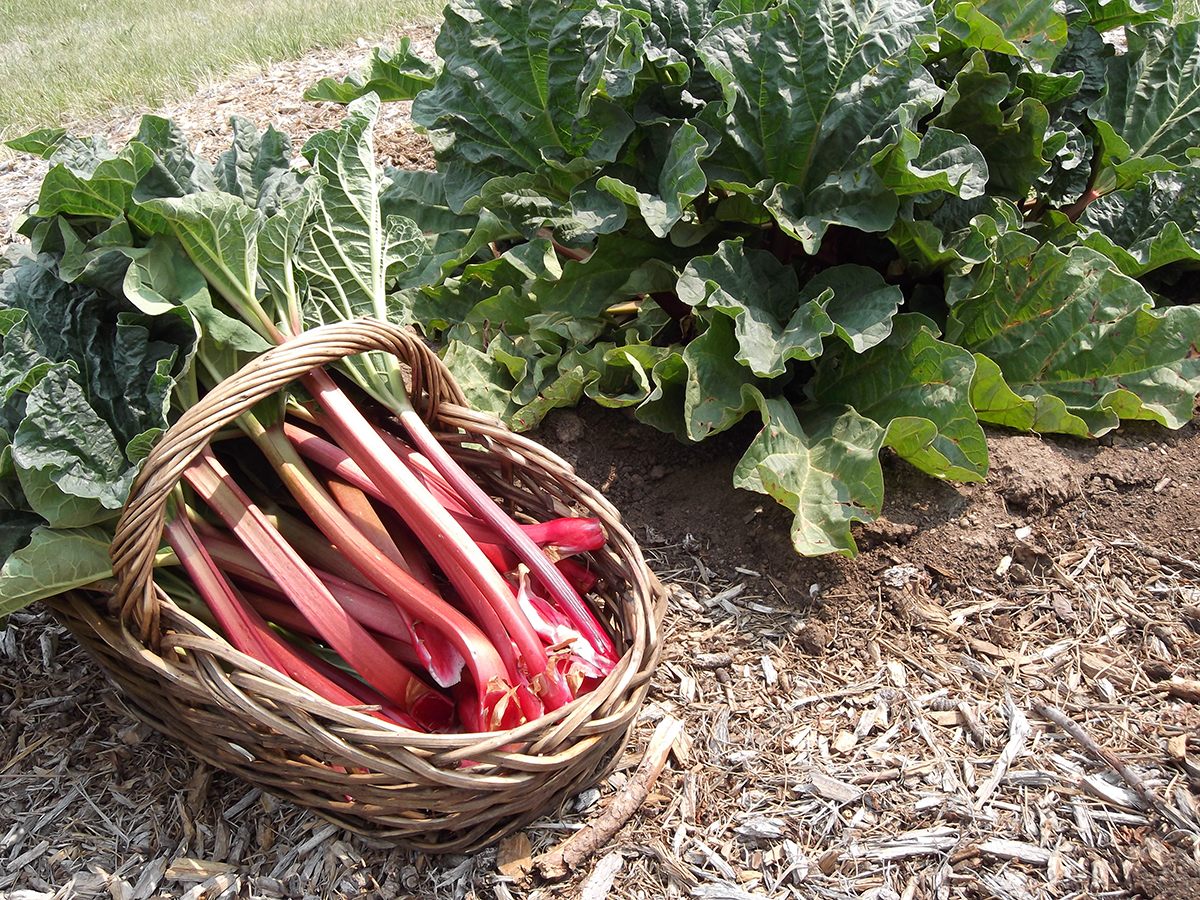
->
[[297, 95, 426, 326], [872, 126, 990, 200], [305, 38, 441, 103], [810, 314, 989, 481], [213, 116, 299, 214], [733, 398, 886, 556], [947, 236, 1200, 435], [1077, 169, 1200, 277], [930, 51, 1049, 199], [1077, 0, 1172, 32], [937, 0, 1069, 71], [1090, 21, 1200, 190], [0, 255, 190, 454], [0, 525, 114, 615], [681, 314, 764, 440], [411, 0, 641, 211], [596, 121, 709, 238], [696, 0, 935, 251], [139, 191, 266, 323], [130, 115, 217, 200], [13, 366, 131, 524], [677, 238, 832, 378], [33, 141, 155, 220], [969, 353, 1092, 436]]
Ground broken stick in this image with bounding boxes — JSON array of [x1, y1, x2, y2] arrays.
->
[[1033, 701, 1196, 835], [535, 715, 683, 881]]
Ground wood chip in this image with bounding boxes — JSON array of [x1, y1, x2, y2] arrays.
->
[[799, 772, 863, 804], [496, 833, 534, 881], [165, 860, 236, 884]]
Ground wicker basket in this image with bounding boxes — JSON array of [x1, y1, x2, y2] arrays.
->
[[42, 318, 665, 853]]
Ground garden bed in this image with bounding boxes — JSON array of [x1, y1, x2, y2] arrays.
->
[[3, 23, 1200, 900]]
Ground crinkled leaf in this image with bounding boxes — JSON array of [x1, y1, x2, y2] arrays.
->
[[441, 339, 521, 420], [213, 116, 299, 214], [938, 0, 1069, 71], [1037, 121, 1093, 207], [380, 168, 480, 240], [697, 0, 932, 251], [131, 115, 217, 200], [811, 314, 988, 481], [510, 366, 589, 432], [931, 51, 1049, 199], [632, 347, 690, 439], [889, 195, 1022, 277], [412, 0, 640, 211], [697, 0, 933, 189], [734, 398, 885, 556], [305, 38, 441, 103], [531, 232, 680, 319], [816, 265, 903, 353], [0, 255, 191, 453], [53, 216, 141, 292], [677, 238, 832, 377], [298, 95, 427, 334], [139, 191, 265, 317], [599, 121, 709, 238], [947, 238, 1200, 435], [873, 126, 989, 200], [124, 237, 266, 356], [34, 141, 155, 220], [1091, 21, 1200, 189], [1076, 0, 1172, 31], [766, 171, 898, 254], [0, 525, 113, 614], [14, 365, 133, 523], [1077, 169, 1200, 277], [969, 353, 1092, 436], [682, 313, 764, 440]]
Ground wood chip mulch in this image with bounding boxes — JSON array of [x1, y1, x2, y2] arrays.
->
[[4, 526, 1200, 900]]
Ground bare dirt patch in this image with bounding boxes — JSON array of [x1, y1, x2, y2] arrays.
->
[[4, 27, 1200, 900]]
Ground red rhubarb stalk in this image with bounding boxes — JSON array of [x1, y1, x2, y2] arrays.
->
[[182, 447, 446, 717], [301, 369, 577, 710], [239, 414, 526, 714]]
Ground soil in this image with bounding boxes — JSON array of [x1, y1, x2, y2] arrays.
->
[[3, 22, 1200, 900], [531, 402, 1200, 617]]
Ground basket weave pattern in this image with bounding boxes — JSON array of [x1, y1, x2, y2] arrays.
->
[[43, 319, 664, 852]]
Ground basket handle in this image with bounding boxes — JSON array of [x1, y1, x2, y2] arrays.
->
[[109, 318, 464, 643]]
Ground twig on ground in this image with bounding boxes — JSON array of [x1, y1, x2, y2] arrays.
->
[[1032, 700, 1196, 835], [535, 716, 683, 881]]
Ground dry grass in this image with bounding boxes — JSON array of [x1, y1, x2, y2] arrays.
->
[[0, 0, 441, 146]]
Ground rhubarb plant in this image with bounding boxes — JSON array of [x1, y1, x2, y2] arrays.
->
[[310, 0, 1200, 556], [2, 104, 618, 731]]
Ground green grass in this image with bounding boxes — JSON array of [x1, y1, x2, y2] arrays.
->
[[0, 0, 442, 144]]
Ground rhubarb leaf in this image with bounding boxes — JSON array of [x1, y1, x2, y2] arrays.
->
[[947, 236, 1200, 435], [696, 0, 933, 251], [305, 38, 441, 103], [411, 0, 640, 211], [937, 0, 1069, 71], [810, 314, 988, 482], [733, 398, 885, 557], [1090, 21, 1200, 189], [1077, 169, 1200, 277], [0, 525, 114, 615], [677, 238, 832, 378]]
